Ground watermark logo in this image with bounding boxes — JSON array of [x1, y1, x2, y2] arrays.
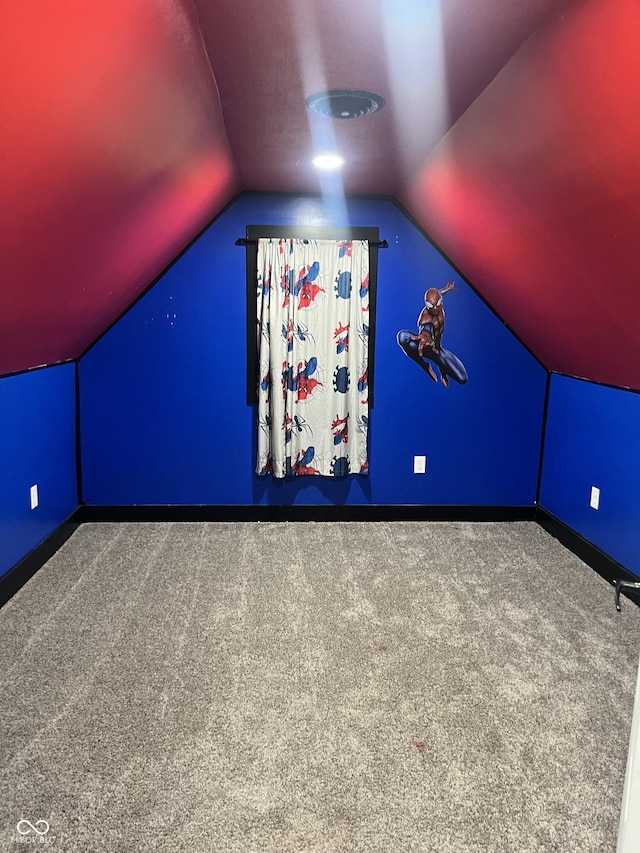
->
[[14, 820, 55, 845], [17, 821, 49, 836]]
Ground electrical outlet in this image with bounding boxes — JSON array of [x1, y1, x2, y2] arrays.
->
[[30, 484, 39, 510], [413, 455, 426, 474], [590, 486, 600, 510]]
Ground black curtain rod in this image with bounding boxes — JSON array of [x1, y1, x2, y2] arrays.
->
[[235, 237, 388, 248]]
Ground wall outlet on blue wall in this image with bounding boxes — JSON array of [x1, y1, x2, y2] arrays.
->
[[590, 486, 600, 510], [30, 484, 39, 509], [413, 456, 427, 474]]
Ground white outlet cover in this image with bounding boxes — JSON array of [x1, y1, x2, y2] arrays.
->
[[30, 484, 39, 509], [590, 486, 600, 510], [413, 455, 426, 474]]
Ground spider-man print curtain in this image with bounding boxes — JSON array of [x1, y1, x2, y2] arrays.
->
[[256, 238, 370, 478]]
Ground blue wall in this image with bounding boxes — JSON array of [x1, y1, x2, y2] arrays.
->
[[79, 193, 546, 506], [539, 373, 640, 577], [0, 364, 78, 578]]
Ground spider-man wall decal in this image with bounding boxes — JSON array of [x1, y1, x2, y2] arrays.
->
[[397, 282, 468, 386]]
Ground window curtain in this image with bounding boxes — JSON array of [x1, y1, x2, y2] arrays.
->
[[256, 238, 370, 478]]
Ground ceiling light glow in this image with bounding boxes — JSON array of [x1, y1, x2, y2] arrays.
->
[[313, 154, 344, 170]]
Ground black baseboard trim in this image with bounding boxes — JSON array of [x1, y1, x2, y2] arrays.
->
[[535, 506, 640, 608], [75, 504, 537, 523], [0, 513, 82, 609], [4, 505, 636, 612]]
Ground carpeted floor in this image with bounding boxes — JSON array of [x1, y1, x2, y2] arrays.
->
[[1, 521, 639, 852]]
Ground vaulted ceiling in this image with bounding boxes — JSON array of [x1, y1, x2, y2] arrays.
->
[[3, 0, 639, 388]]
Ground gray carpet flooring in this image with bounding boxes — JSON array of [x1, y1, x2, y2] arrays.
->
[[1, 521, 639, 852]]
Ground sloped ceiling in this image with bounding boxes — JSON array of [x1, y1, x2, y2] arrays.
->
[[1, 0, 238, 377], [2, 0, 639, 389], [403, 0, 640, 389]]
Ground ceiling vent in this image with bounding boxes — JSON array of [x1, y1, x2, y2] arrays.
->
[[305, 89, 385, 120]]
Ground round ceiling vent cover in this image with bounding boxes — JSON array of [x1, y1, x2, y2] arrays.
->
[[305, 89, 385, 120]]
